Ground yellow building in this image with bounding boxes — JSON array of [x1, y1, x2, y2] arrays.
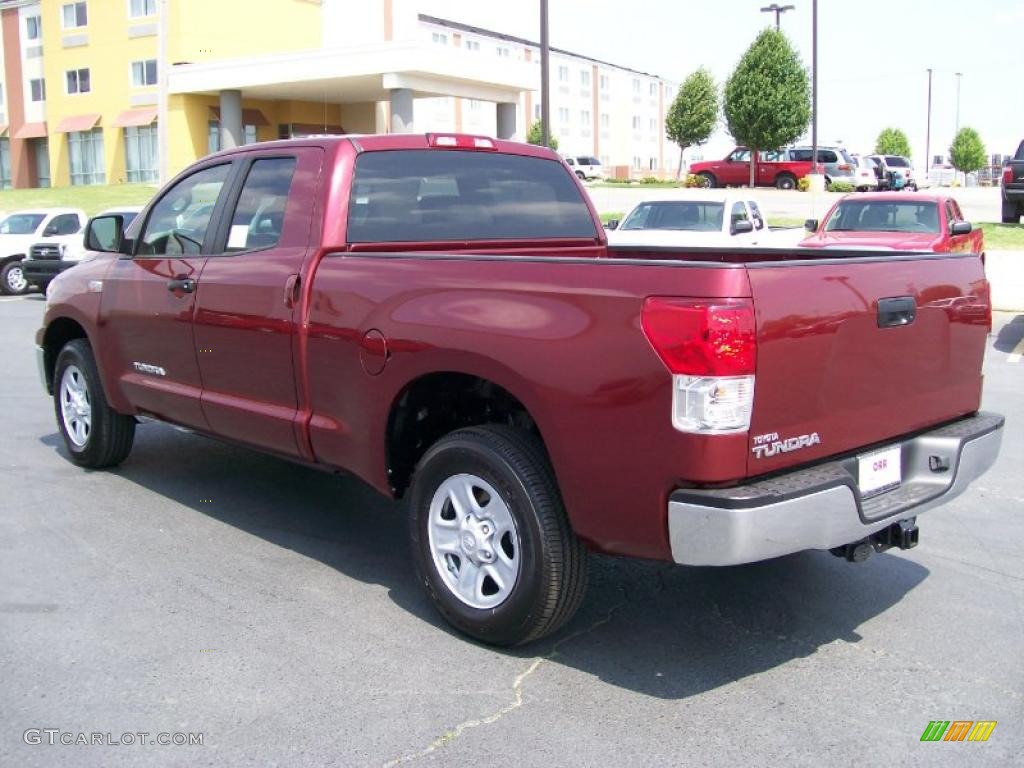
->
[[0, 0, 672, 189]]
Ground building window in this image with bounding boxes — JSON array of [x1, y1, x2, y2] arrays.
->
[[431, 32, 447, 45], [61, 1, 88, 29], [26, 15, 42, 40], [464, 39, 479, 51], [649, 157, 658, 170], [650, 82, 658, 96], [580, 70, 590, 88], [129, 0, 156, 17], [124, 124, 158, 182], [29, 78, 46, 102], [66, 68, 90, 95], [600, 113, 609, 129], [68, 128, 105, 185], [534, 104, 541, 120], [0, 138, 11, 190], [496, 46, 510, 58], [633, 156, 642, 170], [558, 107, 569, 124], [649, 118, 657, 132], [130, 59, 157, 87], [599, 74, 609, 90], [208, 121, 257, 154], [468, 99, 481, 112], [558, 65, 569, 82], [633, 78, 640, 93], [632, 115, 640, 130], [580, 109, 590, 125]]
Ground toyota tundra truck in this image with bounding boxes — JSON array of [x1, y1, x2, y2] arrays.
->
[[36, 134, 1003, 646], [1002, 139, 1024, 223]]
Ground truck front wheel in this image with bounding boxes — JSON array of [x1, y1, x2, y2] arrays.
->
[[53, 339, 135, 468], [1, 259, 30, 295], [409, 425, 587, 646]]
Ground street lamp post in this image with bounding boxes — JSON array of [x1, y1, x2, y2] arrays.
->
[[760, 3, 795, 29], [954, 71, 962, 134]]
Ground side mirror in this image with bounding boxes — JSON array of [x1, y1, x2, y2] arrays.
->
[[605, 219, 619, 230], [804, 218, 819, 232], [732, 219, 754, 235], [85, 215, 125, 254], [951, 221, 972, 235]]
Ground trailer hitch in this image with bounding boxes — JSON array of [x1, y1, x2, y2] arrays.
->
[[830, 518, 919, 563]]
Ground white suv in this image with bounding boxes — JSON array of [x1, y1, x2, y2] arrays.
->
[[0, 208, 88, 295], [564, 155, 605, 181]]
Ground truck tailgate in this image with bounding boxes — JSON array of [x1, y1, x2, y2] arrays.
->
[[745, 253, 989, 476]]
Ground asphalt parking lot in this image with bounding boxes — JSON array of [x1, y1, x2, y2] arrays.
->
[[1, 295, 1021, 768]]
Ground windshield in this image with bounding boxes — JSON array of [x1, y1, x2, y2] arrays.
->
[[885, 156, 910, 167], [0, 214, 46, 235], [825, 201, 939, 234], [621, 201, 725, 231], [578, 157, 600, 166]]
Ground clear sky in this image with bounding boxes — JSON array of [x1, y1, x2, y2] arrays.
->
[[418, 0, 1024, 163]]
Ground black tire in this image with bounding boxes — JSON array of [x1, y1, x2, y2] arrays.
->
[[574, 171, 586, 181], [776, 174, 797, 190], [409, 425, 587, 646], [1002, 200, 1022, 224], [696, 172, 716, 189], [53, 339, 135, 468], [0, 258, 30, 296]]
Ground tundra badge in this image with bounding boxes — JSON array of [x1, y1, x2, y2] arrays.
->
[[133, 362, 167, 376], [752, 431, 821, 459]]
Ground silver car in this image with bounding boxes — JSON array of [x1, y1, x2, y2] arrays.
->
[[789, 145, 857, 189]]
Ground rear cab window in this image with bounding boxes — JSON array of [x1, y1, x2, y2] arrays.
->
[[347, 150, 599, 243]]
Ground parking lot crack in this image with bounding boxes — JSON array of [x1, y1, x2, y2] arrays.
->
[[381, 584, 633, 768]]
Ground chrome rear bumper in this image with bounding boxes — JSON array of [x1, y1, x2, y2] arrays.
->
[[668, 412, 1004, 566]]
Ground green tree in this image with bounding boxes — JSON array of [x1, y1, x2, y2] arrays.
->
[[526, 119, 559, 151], [874, 127, 912, 157], [723, 28, 811, 187], [665, 68, 718, 180], [949, 127, 987, 180]]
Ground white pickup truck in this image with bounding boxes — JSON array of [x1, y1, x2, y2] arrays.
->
[[0, 208, 87, 295], [605, 193, 766, 247]]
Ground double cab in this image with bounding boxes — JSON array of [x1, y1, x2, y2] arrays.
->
[[37, 134, 1003, 645]]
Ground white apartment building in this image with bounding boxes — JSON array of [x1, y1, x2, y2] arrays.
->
[[414, 15, 680, 177]]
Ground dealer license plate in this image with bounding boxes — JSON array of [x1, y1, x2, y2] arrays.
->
[[858, 446, 902, 497]]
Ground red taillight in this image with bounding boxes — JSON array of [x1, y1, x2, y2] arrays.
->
[[641, 298, 757, 376], [426, 133, 497, 150], [838, 164, 852, 171], [1004, 166, 1014, 185]]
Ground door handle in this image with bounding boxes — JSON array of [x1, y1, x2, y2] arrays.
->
[[167, 276, 196, 293], [284, 273, 300, 308], [877, 296, 916, 328]]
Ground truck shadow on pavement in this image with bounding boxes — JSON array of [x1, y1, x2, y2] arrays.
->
[[993, 314, 1024, 353], [41, 423, 930, 701]]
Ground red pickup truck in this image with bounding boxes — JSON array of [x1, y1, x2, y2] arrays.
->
[[37, 134, 1003, 646], [689, 147, 814, 189], [801, 192, 984, 253]]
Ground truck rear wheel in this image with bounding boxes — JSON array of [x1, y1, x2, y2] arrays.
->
[[408, 425, 587, 646], [1002, 200, 1021, 224], [53, 339, 135, 468], [776, 173, 797, 190], [696, 172, 716, 188]]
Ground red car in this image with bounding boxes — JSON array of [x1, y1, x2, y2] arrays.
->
[[801, 192, 983, 253], [37, 135, 1002, 645], [689, 147, 814, 189]]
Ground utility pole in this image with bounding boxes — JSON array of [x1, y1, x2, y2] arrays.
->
[[540, 0, 550, 148], [760, 3, 795, 29], [925, 68, 933, 179], [811, 0, 818, 177]]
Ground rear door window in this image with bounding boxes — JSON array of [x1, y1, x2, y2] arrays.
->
[[348, 150, 598, 242], [224, 157, 297, 252]]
